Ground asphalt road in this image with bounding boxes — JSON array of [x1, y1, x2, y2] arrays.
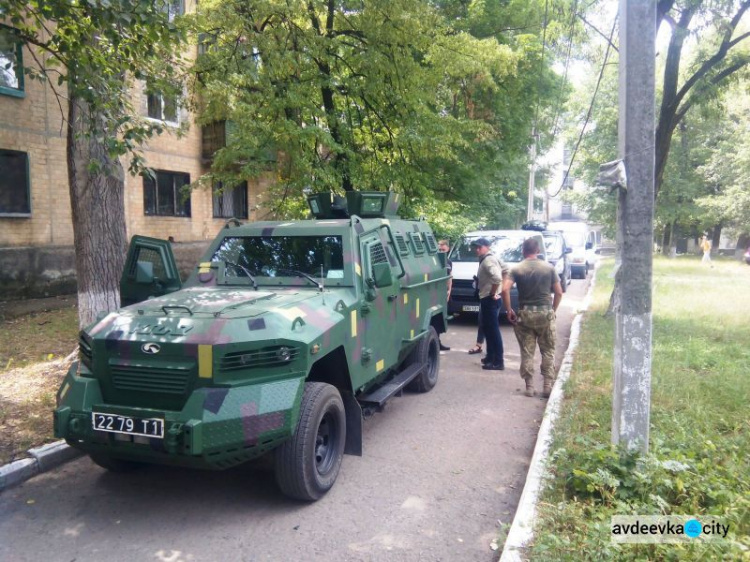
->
[[0, 277, 591, 562]]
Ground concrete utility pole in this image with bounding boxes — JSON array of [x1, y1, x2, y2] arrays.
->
[[526, 128, 538, 221], [612, 0, 655, 454]]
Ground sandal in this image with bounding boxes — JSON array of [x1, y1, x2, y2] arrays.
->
[[468, 345, 483, 355]]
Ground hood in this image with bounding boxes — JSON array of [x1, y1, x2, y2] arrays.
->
[[120, 286, 316, 318], [86, 286, 351, 344]]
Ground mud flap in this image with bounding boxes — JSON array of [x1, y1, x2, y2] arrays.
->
[[341, 391, 362, 456]]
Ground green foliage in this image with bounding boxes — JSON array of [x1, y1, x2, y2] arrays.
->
[[0, 0, 186, 173], [528, 259, 750, 560], [191, 0, 573, 222]]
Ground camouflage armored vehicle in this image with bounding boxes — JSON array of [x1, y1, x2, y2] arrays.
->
[[54, 191, 448, 500]]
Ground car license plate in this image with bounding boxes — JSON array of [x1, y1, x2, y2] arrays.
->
[[462, 305, 480, 312], [92, 412, 164, 439]]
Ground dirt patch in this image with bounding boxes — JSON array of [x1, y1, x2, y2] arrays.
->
[[0, 358, 73, 464], [0, 300, 79, 465]]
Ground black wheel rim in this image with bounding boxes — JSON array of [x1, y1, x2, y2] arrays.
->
[[315, 409, 339, 476]]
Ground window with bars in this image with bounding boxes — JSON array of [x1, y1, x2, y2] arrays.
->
[[213, 181, 248, 219], [0, 149, 30, 215], [0, 26, 24, 97], [143, 171, 191, 217]]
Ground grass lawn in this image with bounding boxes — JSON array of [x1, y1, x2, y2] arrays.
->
[[528, 256, 750, 561]]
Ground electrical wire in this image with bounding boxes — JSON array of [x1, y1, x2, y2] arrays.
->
[[550, 0, 580, 139], [549, 13, 618, 199]]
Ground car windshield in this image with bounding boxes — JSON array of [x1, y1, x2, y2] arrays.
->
[[211, 235, 345, 284], [491, 235, 529, 263], [544, 236, 563, 256], [449, 238, 484, 263], [449, 234, 532, 264], [563, 232, 586, 248]]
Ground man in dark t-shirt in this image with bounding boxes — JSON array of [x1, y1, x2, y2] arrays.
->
[[501, 238, 562, 398]]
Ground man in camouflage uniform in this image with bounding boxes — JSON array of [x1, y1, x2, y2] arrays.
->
[[502, 237, 562, 398]]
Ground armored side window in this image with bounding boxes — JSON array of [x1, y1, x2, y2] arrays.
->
[[130, 247, 167, 280], [369, 241, 388, 277], [394, 233, 410, 256], [408, 232, 425, 254], [424, 233, 438, 253]]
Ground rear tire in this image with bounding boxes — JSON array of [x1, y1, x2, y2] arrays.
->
[[405, 326, 440, 393], [274, 382, 346, 501], [89, 453, 142, 472]]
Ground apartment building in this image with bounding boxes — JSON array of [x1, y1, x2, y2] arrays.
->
[[0, 3, 272, 299]]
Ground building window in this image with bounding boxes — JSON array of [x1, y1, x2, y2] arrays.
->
[[213, 181, 248, 219], [0, 26, 24, 98], [147, 92, 178, 124], [0, 149, 30, 216], [159, 0, 184, 22], [143, 171, 191, 217]]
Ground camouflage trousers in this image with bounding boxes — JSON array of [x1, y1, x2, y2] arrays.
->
[[512, 309, 556, 383]]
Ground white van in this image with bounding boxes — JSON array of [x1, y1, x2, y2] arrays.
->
[[448, 230, 547, 317], [547, 221, 598, 278]]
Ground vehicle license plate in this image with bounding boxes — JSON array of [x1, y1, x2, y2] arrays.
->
[[462, 305, 480, 312], [92, 412, 164, 438]]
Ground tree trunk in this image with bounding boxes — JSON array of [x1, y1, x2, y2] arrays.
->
[[68, 93, 128, 328], [711, 223, 722, 255]]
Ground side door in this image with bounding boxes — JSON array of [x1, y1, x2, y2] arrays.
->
[[357, 229, 401, 380], [120, 235, 182, 307]]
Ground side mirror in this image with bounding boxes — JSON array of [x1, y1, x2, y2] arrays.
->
[[372, 262, 393, 288], [585, 242, 593, 250], [135, 261, 155, 284], [565, 247, 573, 254]]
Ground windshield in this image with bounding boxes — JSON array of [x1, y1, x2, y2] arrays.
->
[[563, 232, 586, 248], [491, 235, 529, 263], [544, 236, 563, 256], [449, 234, 532, 264], [211, 235, 345, 284]]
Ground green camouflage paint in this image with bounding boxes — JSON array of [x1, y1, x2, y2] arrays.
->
[[55, 195, 448, 471]]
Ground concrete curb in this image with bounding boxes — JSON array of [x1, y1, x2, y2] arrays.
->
[[500, 267, 599, 561], [0, 441, 83, 492]]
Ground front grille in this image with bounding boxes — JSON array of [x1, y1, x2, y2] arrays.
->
[[453, 279, 474, 289], [110, 361, 194, 394], [221, 346, 300, 372]]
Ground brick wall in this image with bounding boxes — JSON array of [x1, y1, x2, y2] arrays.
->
[[0, 9, 273, 299]]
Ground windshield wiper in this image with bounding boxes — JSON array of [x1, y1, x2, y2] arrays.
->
[[274, 268, 323, 290], [224, 260, 258, 290]]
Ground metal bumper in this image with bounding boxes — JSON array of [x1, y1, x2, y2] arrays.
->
[[54, 362, 304, 469]]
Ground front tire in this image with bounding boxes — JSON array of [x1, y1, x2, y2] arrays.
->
[[274, 382, 346, 501], [560, 271, 567, 293], [405, 326, 440, 393]]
